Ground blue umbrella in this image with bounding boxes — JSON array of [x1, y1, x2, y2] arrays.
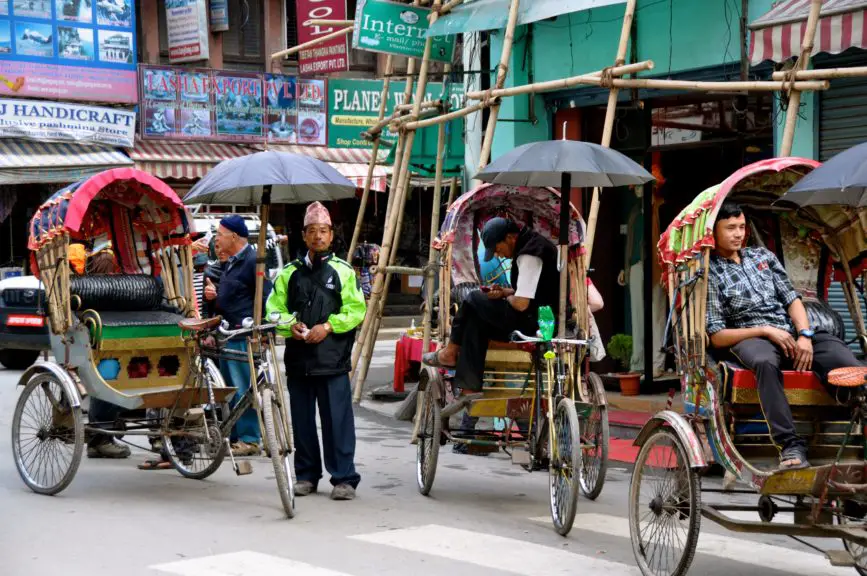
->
[[185, 150, 357, 206], [779, 142, 867, 208]]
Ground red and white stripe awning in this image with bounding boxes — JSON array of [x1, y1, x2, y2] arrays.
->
[[128, 140, 255, 180], [266, 145, 390, 192], [750, 0, 867, 65]]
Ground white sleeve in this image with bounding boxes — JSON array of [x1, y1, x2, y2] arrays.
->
[[514, 255, 543, 299]]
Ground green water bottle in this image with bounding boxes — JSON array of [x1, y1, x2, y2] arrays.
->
[[537, 306, 555, 342]]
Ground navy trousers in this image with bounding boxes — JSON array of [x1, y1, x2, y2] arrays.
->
[[287, 373, 360, 488]]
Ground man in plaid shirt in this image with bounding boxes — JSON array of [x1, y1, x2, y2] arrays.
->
[[707, 202, 863, 470]]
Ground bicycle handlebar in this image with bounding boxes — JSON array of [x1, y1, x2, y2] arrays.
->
[[510, 330, 588, 347], [216, 314, 297, 340]]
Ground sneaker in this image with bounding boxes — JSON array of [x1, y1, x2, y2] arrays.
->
[[295, 481, 317, 496], [87, 440, 131, 459], [231, 441, 261, 457], [330, 484, 356, 501]]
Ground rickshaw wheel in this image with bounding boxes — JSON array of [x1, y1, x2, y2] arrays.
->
[[835, 500, 867, 575], [579, 372, 609, 500], [629, 428, 700, 576], [262, 388, 295, 519], [416, 384, 442, 496], [12, 372, 84, 495], [163, 423, 227, 480], [549, 398, 581, 536]]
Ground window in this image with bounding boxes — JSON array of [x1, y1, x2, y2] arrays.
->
[[223, 0, 264, 63]]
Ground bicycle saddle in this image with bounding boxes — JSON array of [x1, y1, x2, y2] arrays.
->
[[178, 316, 222, 332]]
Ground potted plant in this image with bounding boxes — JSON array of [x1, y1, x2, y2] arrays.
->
[[608, 334, 640, 396]]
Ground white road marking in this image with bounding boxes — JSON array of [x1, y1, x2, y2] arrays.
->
[[350, 524, 640, 575], [150, 551, 356, 576], [535, 513, 852, 576]]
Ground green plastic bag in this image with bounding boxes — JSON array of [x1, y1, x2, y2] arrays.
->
[[537, 305, 555, 342]]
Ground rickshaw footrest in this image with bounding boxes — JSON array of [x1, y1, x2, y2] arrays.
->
[[235, 461, 253, 475], [826, 550, 855, 567], [511, 449, 531, 466]]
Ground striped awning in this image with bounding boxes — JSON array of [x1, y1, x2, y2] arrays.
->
[[334, 162, 390, 192], [128, 140, 256, 180], [0, 139, 133, 185], [750, 0, 867, 65], [265, 144, 389, 165]]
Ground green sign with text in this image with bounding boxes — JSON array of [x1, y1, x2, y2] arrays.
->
[[352, 0, 456, 62]]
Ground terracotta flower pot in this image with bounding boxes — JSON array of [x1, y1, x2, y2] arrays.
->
[[617, 372, 641, 396]]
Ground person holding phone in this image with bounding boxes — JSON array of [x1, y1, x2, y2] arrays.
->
[[423, 217, 560, 402]]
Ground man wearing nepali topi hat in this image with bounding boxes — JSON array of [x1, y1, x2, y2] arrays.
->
[[205, 214, 272, 457], [267, 201, 366, 501]]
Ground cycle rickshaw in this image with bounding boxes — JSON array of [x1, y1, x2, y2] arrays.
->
[[415, 182, 610, 536], [11, 168, 296, 518], [628, 157, 867, 575]]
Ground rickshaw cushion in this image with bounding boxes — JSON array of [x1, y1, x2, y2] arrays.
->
[[722, 361, 835, 406], [98, 311, 186, 340], [72, 274, 163, 312]]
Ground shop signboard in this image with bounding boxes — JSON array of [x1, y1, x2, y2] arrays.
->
[[165, 0, 210, 63], [295, 0, 349, 75], [352, 0, 454, 63], [0, 98, 136, 147], [209, 0, 229, 32], [328, 78, 463, 149], [0, 0, 138, 104], [139, 65, 326, 145]]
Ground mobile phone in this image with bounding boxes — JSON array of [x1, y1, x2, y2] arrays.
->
[[480, 285, 492, 293]]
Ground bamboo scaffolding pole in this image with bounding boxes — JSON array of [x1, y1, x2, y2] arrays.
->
[[365, 100, 443, 139], [388, 107, 443, 131], [271, 26, 352, 60], [446, 176, 458, 207], [435, 0, 464, 17], [780, 0, 823, 157], [303, 19, 354, 26], [348, 55, 394, 264], [772, 66, 867, 80], [404, 100, 487, 131], [353, 1, 443, 402], [474, 0, 521, 185]]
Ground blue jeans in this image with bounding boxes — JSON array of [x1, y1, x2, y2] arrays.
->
[[220, 339, 261, 445]]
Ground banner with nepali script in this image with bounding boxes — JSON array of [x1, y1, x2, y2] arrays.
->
[[139, 65, 327, 145]]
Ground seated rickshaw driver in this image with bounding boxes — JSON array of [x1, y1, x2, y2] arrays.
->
[[706, 201, 865, 471], [423, 217, 561, 406]]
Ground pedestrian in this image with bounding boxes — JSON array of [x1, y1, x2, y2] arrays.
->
[[266, 201, 366, 501], [205, 215, 271, 457]]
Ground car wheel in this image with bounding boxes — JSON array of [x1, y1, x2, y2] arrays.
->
[[0, 349, 41, 370]]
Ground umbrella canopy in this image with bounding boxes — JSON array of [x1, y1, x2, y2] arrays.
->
[[475, 140, 655, 188], [779, 141, 867, 208], [185, 150, 357, 206]]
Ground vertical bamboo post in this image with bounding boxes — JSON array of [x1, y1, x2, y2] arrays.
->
[[446, 175, 459, 207], [779, 0, 822, 157], [352, 2, 441, 402], [474, 0, 521, 183], [584, 0, 636, 265], [348, 55, 395, 261]]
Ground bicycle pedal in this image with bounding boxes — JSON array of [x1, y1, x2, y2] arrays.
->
[[234, 461, 253, 476], [511, 448, 532, 466]]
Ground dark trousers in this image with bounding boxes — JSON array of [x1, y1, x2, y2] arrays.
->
[[450, 291, 535, 392], [730, 331, 863, 450], [287, 372, 360, 488], [87, 398, 123, 447]]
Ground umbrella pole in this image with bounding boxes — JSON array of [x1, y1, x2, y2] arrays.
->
[[348, 55, 394, 262], [558, 172, 571, 339], [253, 185, 271, 327], [780, 0, 822, 157], [584, 0, 636, 266]]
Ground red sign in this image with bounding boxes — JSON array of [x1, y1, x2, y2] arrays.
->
[[295, 0, 350, 75], [6, 315, 45, 328]]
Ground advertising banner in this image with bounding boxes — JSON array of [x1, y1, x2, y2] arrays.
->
[[328, 78, 463, 149], [0, 98, 136, 147], [352, 0, 455, 63], [0, 0, 138, 104], [209, 0, 229, 32], [140, 65, 325, 145], [295, 0, 349, 75], [165, 0, 210, 63]]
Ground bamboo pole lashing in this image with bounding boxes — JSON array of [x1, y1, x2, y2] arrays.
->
[[434, 0, 464, 18], [271, 26, 352, 60], [772, 66, 867, 80], [404, 100, 488, 131], [780, 0, 823, 157]]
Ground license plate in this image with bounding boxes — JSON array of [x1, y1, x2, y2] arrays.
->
[[6, 314, 45, 327]]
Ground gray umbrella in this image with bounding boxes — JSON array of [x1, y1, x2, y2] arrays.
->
[[185, 150, 357, 205], [475, 140, 654, 338], [778, 141, 867, 208]]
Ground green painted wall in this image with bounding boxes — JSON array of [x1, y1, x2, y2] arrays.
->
[[488, 0, 788, 158], [773, 91, 818, 160]]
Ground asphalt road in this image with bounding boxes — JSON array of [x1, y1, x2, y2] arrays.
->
[[0, 346, 857, 576]]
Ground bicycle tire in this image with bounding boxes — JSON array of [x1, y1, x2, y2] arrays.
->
[[262, 388, 295, 518]]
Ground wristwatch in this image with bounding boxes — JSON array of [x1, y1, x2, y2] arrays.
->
[[799, 328, 815, 339]]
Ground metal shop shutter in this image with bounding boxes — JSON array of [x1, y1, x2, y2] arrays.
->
[[827, 282, 866, 355]]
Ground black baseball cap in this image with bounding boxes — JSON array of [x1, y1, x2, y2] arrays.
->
[[480, 217, 519, 262]]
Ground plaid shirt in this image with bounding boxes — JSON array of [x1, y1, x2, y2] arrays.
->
[[706, 246, 800, 335]]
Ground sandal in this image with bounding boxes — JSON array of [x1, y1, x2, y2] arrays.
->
[[138, 458, 173, 471], [779, 444, 810, 471], [423, 351, 456, 369]]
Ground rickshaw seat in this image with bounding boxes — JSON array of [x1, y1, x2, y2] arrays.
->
[[97, 310, 187, 328], [721, 361, 836, 406]]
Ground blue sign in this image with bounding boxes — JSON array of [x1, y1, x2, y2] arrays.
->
[[209, 0, 228, 31], [0, 0, 138, 104]]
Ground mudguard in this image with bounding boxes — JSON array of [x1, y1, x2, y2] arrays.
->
[[633, 410, 707, 468]]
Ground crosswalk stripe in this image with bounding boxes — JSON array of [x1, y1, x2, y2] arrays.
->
[[350, 524, 640, 575], [150, 551, 356, 576], [539, 513, 851, 576]]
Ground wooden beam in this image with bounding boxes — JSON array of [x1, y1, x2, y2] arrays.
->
[[271, 26, 351, 60]]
